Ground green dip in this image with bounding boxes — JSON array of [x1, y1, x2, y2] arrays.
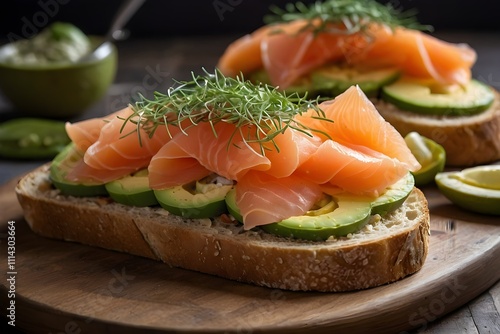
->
[[4, 22, 91, 64]]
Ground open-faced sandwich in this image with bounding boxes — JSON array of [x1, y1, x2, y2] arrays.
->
[[16, 70, 429, 292], [217, 0, 500, 167]]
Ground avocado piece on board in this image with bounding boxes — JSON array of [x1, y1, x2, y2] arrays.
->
[[436, 166, 500, 215]]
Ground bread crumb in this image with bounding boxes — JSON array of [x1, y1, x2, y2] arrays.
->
[[198, 218, 212, 227]]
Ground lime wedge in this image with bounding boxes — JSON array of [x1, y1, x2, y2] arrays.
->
[[405, 132, 446, 186]]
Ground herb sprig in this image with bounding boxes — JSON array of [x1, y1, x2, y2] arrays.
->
[[128, 69, 331, 153], [264, 0, 432, 35]]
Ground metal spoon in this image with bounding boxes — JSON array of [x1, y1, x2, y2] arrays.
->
[[79, 0, 146, 62]]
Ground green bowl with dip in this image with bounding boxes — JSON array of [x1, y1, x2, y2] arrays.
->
[[0, 22, 117, 118]]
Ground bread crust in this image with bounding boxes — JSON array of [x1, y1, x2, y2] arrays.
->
[[374, 91, 500, 167], [15, 165, 158, 260], [16, 165, 430, 292]]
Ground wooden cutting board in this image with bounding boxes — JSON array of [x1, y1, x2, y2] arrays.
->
[[0, 174, 499, 334]]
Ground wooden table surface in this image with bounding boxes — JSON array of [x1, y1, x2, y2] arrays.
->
[[0, 32, 499, 333]]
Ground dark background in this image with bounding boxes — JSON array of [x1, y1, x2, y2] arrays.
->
[[1, 0, 500, 42]]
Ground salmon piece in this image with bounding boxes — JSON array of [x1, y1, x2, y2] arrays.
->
[[148, 156, 212, 190], [217, 21, 476, 88], [64, 108, 143, 183], [349, 25, 476, 85], [298, 85, 421, 171], [296, 86, 420, 196], [217, 25, 272, 78], [218, 19, 346, 88], [258, 125, 321, 178], [83, 107, 178, 171], [148, 117, 323, 190], [262, 30, 346, 89], [260, 20, 346, 89], [65, 109, 124, 152], [235, 170, 323, 229], [148, 121, 271, 190], [296, 140, 411, 195], [66, 158, 137, 184]]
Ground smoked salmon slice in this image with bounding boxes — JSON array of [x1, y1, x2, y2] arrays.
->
[[65, 107, 183, 183], [236, 170, 323, 230], [296, 140, 411, 195], [348, 24, 476, 85], [148, 121, 271, 189], [83, 107, 178, 171], [217, 24, 272, 78], [65, 108, 124, 152], [217, 20, 476, 89], [66, 156, 137, 184], [296, 86, 420, 196], [261, 19, 346, 89], [148, 116, 322, 190], [297, 85, 421, 170]]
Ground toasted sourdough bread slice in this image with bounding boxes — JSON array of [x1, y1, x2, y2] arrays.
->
[[374, 90, 500, 167], [16, 165, 430, 292]]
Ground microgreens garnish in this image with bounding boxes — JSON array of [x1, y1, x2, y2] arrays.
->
[[264, 0, 432, 35], [128, 69, 331, 154]]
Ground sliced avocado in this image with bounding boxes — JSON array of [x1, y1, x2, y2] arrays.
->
[[225, 188, 243, 223], [381, 78, 495, 116], [225, 190, 338, 225], [436, 169, 500, 215], [261, 195, 372, 241], [311, 65, 400, 97], [155, 180, 233, 219], [50, 143, 108, 197], [105, 169, 158, 207], [248, 65, 399, 98], [371, 172, 414, 215], [228, 173, 414, 241]]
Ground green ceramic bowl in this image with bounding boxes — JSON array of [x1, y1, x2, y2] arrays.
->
[[0, 38, 117, 118]]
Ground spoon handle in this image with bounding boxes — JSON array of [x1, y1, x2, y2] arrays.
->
[[79, 0, 145, 62], [105, 0, 146, 41]]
